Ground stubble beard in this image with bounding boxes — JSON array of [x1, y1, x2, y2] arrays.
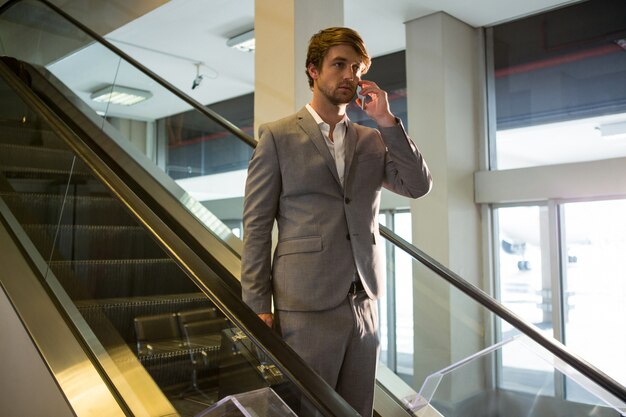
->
[[319, 81, 355, 106]]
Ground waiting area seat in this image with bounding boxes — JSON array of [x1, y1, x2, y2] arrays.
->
[[133, 307, 229, 392], [134, 312, 183, 356]]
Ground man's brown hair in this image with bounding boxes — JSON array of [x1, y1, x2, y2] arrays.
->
[[305, 27, 371, 88]]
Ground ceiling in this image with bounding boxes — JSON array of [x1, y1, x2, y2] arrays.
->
[[44, 0, 580, 121], [37, 0, 582, 204]]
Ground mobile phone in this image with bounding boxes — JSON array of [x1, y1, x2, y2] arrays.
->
[[356, 85, 366, 110]]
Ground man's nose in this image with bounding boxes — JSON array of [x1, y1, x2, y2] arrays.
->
[[343, 68, 359, 81]]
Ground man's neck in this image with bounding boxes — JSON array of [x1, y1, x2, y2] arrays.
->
[[309, 97, 347, 127]]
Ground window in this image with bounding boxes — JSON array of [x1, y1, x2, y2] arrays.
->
[[562, 199, 626, 398], [487, 0, 626, 402], [489, 0, 626, 170], [379, 209, 414, 383], [496, 205, 555, 394]]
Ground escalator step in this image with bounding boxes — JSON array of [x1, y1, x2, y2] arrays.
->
[[22, 223, 166, 260], [0, 123, 66, 149], [49, 258, 198, 299], [1, 192, 137, 226], [0, 143, 90, 175]]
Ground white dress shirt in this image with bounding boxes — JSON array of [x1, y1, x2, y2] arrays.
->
[[306, 104, 348, 187]]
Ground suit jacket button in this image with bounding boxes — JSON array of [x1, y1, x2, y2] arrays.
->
[[345, 197, 351, 204]]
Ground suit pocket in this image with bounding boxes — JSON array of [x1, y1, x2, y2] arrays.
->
[[276, 235, 322, 256]]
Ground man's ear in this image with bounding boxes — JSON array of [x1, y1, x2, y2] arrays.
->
[[307, 63, 319, 81]]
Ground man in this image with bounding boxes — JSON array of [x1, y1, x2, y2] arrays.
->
[[242, 27, 432, 416]]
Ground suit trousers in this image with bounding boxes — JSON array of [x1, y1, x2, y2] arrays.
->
[[275, 291, 379, 417]]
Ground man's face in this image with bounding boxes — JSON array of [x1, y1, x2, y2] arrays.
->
[[308, 44, 365, 106]]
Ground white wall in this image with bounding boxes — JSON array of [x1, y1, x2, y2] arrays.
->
[[406, 12, 487, 398]]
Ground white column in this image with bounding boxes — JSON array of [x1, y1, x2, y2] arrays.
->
[[254, 0, 343, 136], [405, 12, 485, 398]]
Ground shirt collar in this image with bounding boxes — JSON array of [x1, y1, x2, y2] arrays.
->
[[305, 104, 349, 128]]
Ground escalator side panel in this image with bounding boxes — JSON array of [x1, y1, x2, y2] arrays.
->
[[0, 203, 129, 417]]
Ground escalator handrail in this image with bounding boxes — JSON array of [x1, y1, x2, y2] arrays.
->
[[2, 0, 623, 406], [0, 0, 257, 149], [380, 224, 626, 403]]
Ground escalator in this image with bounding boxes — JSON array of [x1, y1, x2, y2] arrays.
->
[[0, 1, 625, 417], [0, 58, 356, 417]]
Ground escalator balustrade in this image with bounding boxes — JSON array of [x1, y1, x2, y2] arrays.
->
[[0, 78, 286, 416]]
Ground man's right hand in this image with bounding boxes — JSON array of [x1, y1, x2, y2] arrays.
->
[[258, 313, 274, 328]]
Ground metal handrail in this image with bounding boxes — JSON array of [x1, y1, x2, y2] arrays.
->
[[380, 224, 626, 402]]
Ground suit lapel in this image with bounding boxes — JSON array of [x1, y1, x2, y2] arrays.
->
[[343, 120, 357, 187], [296, 107, 342, 186]]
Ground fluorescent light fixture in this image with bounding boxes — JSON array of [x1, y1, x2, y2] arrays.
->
[[90, 85, 152, 106], [227, 29, 255, 52], [598, 120, 626, 140]]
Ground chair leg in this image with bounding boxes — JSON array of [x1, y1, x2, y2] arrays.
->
[[178, 365, 214, 402]]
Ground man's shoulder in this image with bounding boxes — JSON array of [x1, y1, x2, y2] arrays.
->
[[259, 108, 311, 136], [261, 112, 299, 130], [261, 109, 310, 129]]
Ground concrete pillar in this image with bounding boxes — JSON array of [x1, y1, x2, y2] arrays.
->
[[254, 0, 343, 136], [405, 12, 484, 400]]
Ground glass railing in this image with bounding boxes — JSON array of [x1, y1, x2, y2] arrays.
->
[[0, 55, 356, 417], [380, 226, 625, 416], [0, 0, 249, 269]]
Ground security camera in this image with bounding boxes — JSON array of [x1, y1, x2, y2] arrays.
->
[[192, 74, 204, 90]]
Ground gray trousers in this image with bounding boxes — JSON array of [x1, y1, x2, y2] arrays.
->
[[275, 291, 379, 417]]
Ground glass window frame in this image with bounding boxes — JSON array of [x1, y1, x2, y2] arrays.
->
[[378, 208, 413, 380], [483, 2, 626, 404]]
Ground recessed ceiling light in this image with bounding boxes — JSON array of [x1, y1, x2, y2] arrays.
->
[[91, 85, 152, 106], [597, 120, 626, 140], [227, 29, 255, 53]]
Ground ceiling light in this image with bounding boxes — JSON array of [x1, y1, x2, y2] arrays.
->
[[90, 85, 152, 106], [227, 29, 255, 52]]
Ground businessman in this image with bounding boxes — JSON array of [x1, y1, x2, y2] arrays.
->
[[242, 27, 432, 416]]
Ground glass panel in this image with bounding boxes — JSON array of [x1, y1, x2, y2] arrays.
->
[[489, 0, 626, 170], [562, 199, 626, 396], [0, 67, 327, 417], [401, 248, 625, 416], [0, 0, 246, 252], [496, 206, 552, 325], [378, 213, 390, 368], [394, 211, 414, 381], [160, 94, 254, 180], [495, 205, 556, 395], [404, 335, 624, 416], [378, 210, 414, 383]]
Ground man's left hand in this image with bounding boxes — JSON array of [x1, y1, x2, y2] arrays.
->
[[357, 80, 397, 127]]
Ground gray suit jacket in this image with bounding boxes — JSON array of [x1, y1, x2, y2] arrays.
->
[[242, 107, 431, 313]]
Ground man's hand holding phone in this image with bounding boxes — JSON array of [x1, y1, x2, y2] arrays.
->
[[357, 80, 397, 127], [356, 85, 367, 110]]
